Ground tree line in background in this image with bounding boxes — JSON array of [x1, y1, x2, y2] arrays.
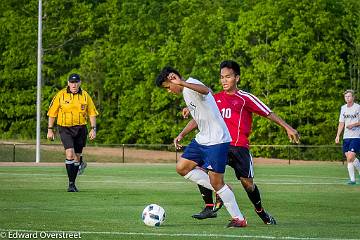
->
[[0, 0, 360, 146]]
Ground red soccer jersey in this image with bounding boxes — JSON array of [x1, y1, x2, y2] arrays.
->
[[213, 90, 272, 148]]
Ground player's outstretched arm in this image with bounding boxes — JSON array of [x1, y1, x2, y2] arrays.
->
[[266, 113, 300, 144], [174, 119, 198, 149], [181, 82, 210, 95]]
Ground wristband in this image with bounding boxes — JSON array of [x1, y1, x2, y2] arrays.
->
[[91, 126, 96, 131], [48, 127, 54, 130]]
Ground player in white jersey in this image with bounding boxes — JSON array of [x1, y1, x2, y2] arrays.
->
[[335, 89, 360, 184], [155, 66, 247, 227]]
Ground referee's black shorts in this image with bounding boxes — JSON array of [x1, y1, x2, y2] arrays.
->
[[227, 145, 254, 179], [58, 125, 87, 153]]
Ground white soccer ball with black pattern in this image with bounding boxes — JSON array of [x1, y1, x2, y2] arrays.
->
[[141, 204, 166, 227]]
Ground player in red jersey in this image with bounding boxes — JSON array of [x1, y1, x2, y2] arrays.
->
[[187, 60, 300, 224]]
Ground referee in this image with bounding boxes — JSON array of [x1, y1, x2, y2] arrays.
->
[[47, 73, 99, 192]]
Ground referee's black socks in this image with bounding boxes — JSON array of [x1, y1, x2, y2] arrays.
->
[[65, 159, 80, 185]]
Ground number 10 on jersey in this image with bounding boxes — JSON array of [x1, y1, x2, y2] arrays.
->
[[221, 108, 231, 118]]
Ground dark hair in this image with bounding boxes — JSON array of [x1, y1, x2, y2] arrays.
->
[[155, 66, 182, 87], [220, 60, 240, 76]]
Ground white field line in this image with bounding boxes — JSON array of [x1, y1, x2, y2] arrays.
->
[[78, 181, 351, 185], [0, 172, 346, 180], [0, 173, 65, 177], [0, 172, 348, 185], [265, 174, 345, 179], [0, 229, 357, 240]]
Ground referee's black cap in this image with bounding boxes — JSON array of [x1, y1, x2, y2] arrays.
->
[[68, 73, 81, 83]]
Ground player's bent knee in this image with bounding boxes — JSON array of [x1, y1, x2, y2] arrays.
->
[[176, 158, 197, 176], [346, 156, 356, 162], [176, 163, 190, 176], [345, 151, 356, 161], [176, 167, 186, 176]]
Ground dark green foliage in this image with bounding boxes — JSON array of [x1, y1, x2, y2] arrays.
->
[[0, 0, 360, 146]]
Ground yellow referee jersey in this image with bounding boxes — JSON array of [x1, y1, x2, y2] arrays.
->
[[47, 87, 99, 127]]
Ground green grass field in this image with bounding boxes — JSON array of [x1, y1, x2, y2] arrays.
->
[[0, 163, 359, 240]]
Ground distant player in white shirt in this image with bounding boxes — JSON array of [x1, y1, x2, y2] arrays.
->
[[155, 66, 247, 228], [335, 89, 360, 184]]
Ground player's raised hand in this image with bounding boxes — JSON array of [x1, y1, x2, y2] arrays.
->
[[167, 73, 182, 85]]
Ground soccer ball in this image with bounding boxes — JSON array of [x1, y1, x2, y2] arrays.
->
[[141, 204, 166, 227]]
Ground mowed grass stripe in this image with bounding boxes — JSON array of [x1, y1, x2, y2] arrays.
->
[[0, 175, 349, 185], [0, 169, 349, 184]]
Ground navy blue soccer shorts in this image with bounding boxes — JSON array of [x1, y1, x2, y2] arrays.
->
[[181, 139, 230, 174], [342, 138, 360, 154]]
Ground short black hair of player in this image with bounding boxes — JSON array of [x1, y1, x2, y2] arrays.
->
[[220, 60, 240, 76], [155, 66, 182, 87]]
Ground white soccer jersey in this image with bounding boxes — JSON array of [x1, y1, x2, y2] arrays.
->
[[339, 103, 360, 139], [182, 77, 232, 145]]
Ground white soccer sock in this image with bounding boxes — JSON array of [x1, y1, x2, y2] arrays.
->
[[347, 162, 356, 182], [183, 168, 214, 191], [353, 158, 360, 174], [217, 184, 244, 220]]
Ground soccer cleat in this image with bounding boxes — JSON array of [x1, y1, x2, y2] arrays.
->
[[78, 160, 87, 176], [192, 207, 217, 220], [347, 180, 356, 185], [67, 183, 79, 192], [213, 192, 224, 212], [255, 208, 277, 225], [226, 217, 247, 228]]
